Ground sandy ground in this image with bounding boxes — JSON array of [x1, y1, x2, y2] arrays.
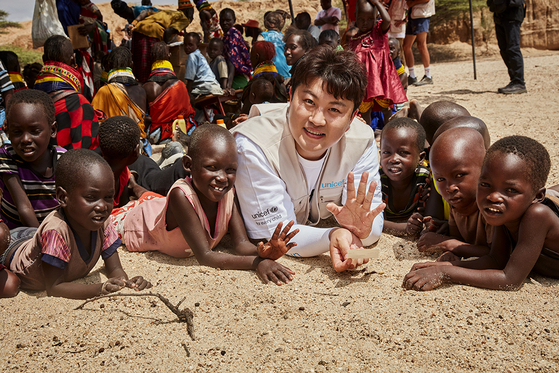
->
[[1, 50, 559, 372]]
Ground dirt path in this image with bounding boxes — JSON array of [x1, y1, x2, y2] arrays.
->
[[1, 51, 558, 372]]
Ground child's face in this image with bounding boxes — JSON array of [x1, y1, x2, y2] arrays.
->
[[220, 13, 235, 33], [319, 36, 339, 49], [188, 138, 238, 204], [389, 39, 399, 60], [477, 152, 540, 228], [355, 8, 377, 34], [207, 41, 223, 60], [284, 35, 305, 66], [7, 103, 56, 168], [380, 127, 423, 184], [431, 147, 481, 215], [59, 163, 114, 236], [183, 36, 198, 55]]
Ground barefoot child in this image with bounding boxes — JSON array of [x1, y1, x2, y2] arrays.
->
[[417, 127, 492, 259], [1, 149, 150, 299], [183, 32, 224, 98], [404, 136, 559, 291], [380, 118, 430, 236], [116, 125, 299, 285], [348, 0, 407, 126], [0, 89, 66, 229]]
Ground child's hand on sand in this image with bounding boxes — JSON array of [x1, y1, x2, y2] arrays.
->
[[402, 261, 452, 291], [406, 212, 424, 237], [417, 232, 452, 252], [125, 276, 152, 291], [101, 278, 126, 295], [257, 221, 299, 260], [423, 216, 448, 234], [256, 259, 295, 285], [436, 251, 461, 262]]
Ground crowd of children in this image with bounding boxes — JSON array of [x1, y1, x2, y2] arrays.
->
[[0, 0, 557, 299]]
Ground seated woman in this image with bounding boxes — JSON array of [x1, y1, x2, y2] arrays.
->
[[143, 41, 196, 143]]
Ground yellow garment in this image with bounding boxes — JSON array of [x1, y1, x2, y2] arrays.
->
[[151, 60, 174, 71], [92, 83, 146, 138], [359, 98, 391, 113], [134, 10, 191, 40], [432, 172, 450, 220]]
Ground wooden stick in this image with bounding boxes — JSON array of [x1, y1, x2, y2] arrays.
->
[[75, 292, 195, 340]]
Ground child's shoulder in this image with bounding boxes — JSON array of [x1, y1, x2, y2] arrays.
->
[[524, 197, 559, 225]]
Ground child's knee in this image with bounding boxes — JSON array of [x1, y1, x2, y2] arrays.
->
[[0, 270, 20, 298]]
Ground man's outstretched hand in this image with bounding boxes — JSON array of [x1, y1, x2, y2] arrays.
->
[[326, 171, 385, 239]]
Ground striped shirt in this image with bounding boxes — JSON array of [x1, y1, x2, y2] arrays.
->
[[0, 61, 15, 109], [380, 165, 430, 220], [0, 145, 66, 229]]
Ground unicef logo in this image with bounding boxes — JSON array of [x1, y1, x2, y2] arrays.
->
[[270, 206, 278, 213]]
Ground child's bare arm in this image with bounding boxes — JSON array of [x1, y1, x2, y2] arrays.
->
[[168, 190, 294, 285], [256, 221, 299, 260], [3, 174, 40, 227], [127, 174, 148, 200], [42, 261, 125, 299], [417, 232, 490, 258], [404, 211, 551, 291], [104, 252, 151, 291], [370, 0, 391, 32]]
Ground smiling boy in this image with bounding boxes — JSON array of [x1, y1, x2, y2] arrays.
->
[[232, 47, 385, 272]]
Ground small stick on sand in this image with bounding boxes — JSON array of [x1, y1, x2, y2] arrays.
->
[[75, 292, 196, 340]]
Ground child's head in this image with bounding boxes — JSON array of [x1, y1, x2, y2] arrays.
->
[[380, 118, 426, 183], [478, 136, 550, 226], [108, 46, 133, 70], [321, 0, 333, 10], [430, 127, 485, 215], [419, 101, 470, 146], [183, 32, 201, 55], [22, 62, 43, 88], [98, 116, 141, 166], [151, 41, 171, 62], [294, 12, 312, 30], [43, 35, 74, 66], [219, 8, 236, 34], [0, 51, 20, 73], [284, 29, 317, 66], [355, 0, 378, 34], [5, 89, 56, 165], [388, 38, 400, 60], [433, 116, 491, 150], [207, 38, 224, 60], [319, 30, 341, 49], [185, 124, 237, 203], [56, 149, 114, 232], [250, 78, 274, 105], [250, 41, 276, 68], [264, 11, 283, 31]]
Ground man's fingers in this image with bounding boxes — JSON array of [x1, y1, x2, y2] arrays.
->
[[346, 172, 356, 198], [326, 202, 343, 216], [355, 171, 369, 204]]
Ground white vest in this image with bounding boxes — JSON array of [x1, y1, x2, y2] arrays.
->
[[232, 104, 375, 225]]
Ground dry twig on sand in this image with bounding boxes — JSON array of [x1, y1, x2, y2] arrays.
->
[[75, 292, 196, 340]]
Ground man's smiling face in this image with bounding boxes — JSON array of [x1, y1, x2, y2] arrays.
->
[[288, 77, 356, 161]]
